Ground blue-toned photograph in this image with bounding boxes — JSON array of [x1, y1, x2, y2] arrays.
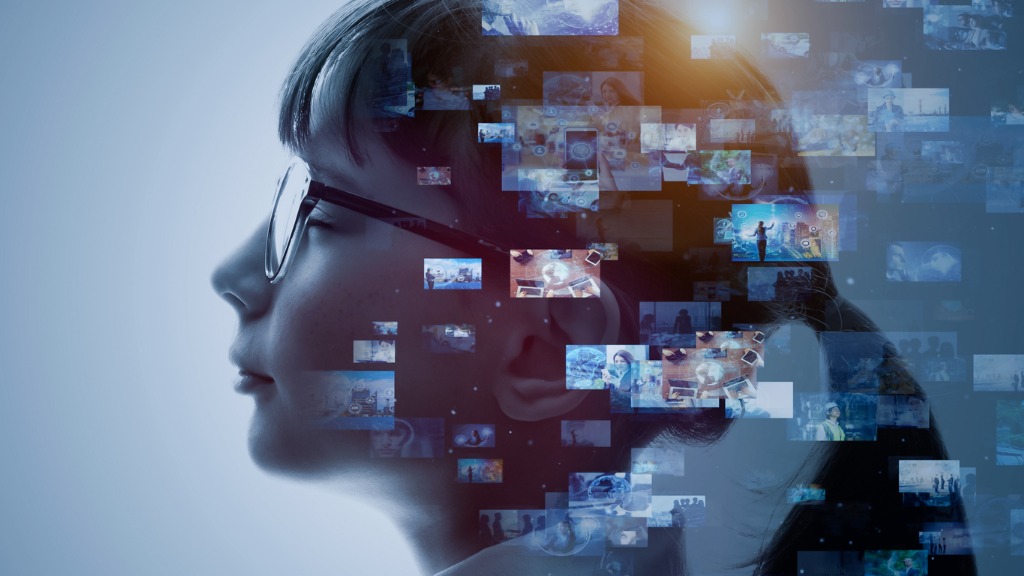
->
[[649, 495, 706, 528], [568, 472, 651, 517], [789, 393, 879, 442], [996, 400, 1024, 466], [481, 0, 619, 36], [638, 301, 722, 347], [732, 203, 840, 262], [452, 423, 496, 447], [886, 331, 965, 383], [974, 354, 1024, 392], [898, 459, 961, 506], [477, 122, 516, 143], [924, 4, 1010, 51], [761, 33, 811, 58], [313, 371, 396, 431], [863, 550, 928, 576], [868, 88, 950, 133], [885, 241, 962, 282], [423, 258, 482, 289], [369, 417, 445, 458], [422, 323, 476, 353], [457, 458, 504, 483]]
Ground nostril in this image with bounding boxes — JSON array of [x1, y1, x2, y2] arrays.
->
[[220, 291, 248, 314]]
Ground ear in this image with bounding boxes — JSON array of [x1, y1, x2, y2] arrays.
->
[[488, 280, 621, 422]]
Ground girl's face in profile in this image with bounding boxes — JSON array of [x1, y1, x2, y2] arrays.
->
[[212, 127, 468, 472]]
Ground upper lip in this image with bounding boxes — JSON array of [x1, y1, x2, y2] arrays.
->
[[230, 346, 273, 382]]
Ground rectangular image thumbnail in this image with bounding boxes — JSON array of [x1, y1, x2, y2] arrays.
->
[[424, 258, 482, 290], [761, 33, 810, 58], [353, 340, 396, 363], [973, 354, 1024, 392], [510, 249, 601, 298], [309, 371, 395, 431], [458, 458, 503, 483], [423, 324, 476, 353], [732, 204, 839, 262], [369, 417, 444, 458]]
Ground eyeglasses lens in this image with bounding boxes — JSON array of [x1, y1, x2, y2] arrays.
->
[[267, 162, 311, 278]]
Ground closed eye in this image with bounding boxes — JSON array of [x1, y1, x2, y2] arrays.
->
[[306, 206, 338, 230]]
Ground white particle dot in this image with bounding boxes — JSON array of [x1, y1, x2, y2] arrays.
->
[[846, 277, 855, 285], [495, 301, 502, 308], [450, 409, 456, 415]]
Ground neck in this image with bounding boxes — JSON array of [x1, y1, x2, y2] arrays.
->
[[327, 463, 477, 575]]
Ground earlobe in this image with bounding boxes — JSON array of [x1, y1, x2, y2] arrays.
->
[[490, 281, 621, 421]]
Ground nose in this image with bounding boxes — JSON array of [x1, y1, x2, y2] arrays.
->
[[211, 220, 273, 321]]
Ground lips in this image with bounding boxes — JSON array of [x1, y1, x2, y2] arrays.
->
[[235, 369, 274, 394], [229, 337, 275, 393]]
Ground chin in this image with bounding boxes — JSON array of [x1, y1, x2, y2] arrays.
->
[[247, 414, 367, 477]]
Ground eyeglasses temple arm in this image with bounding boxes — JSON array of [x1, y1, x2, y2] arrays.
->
[[310, 181, 510, 257]]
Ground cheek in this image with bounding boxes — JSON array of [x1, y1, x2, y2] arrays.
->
[[255, 226, 487, 445], [270, 228, 425, 373]]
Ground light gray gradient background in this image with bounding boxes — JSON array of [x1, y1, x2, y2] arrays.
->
[[0, 1, 1018, 574], [0, 1, 416, 574]]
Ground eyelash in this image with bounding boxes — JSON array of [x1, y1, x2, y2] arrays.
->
[[306, 209, 336, 230]]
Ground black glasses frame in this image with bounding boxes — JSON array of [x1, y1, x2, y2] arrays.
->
[[265, 159, 510, 283]]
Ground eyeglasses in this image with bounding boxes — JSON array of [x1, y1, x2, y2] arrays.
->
[[265, 158, 509, 282]]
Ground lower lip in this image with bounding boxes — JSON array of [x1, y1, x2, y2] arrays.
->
[[235, 372, 275, 394]]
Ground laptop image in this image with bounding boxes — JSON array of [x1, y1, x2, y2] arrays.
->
[[584, 249, 603, 266], [667, 379, 699, 401], [515, 278, 545, 297], [723, 376, 753, 399], [568, 275, 599, 298]]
